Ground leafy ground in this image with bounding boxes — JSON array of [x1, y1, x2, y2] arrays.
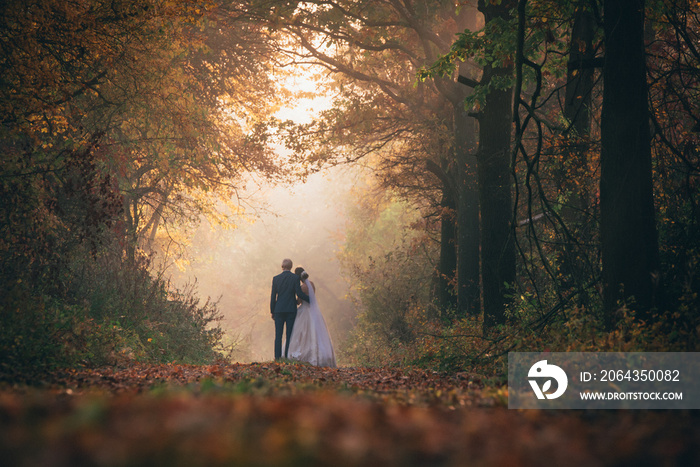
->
[[1, 362, 698, 466]]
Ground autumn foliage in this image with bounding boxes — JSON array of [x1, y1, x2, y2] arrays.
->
[[0, 0, 286, 376]]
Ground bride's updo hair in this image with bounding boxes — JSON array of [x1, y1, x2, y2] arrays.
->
[[295, 267, 309, 281]]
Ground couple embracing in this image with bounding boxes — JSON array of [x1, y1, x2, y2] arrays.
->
[[270, 258, 336, 368]]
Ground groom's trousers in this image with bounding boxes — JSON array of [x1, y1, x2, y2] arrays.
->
[[273, 312, 297, 359]]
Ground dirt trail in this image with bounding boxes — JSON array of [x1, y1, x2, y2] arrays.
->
[[1, 362, 698, 466]]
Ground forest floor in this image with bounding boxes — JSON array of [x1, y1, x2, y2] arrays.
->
[[1, 361, 699, 466]]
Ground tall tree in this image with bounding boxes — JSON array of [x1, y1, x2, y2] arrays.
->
[[559, 3, 600, 298], [646, 1, 700, 317], [426, 0, 518, 326], [600, 0, 662, 326], [475, 0, 517, 328]]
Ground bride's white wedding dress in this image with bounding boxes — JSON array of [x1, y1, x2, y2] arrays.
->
[[288, 278, 336, 368]]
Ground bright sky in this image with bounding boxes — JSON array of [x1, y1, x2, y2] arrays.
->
[[274, 64, 334, 124]]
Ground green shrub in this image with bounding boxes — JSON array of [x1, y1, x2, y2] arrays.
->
[[65, 249, 226, 365], [0, 242, 228, 382]]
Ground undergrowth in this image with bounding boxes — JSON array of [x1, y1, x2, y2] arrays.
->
[[344, 290, 700, 379], [0, 247, 230, 383]]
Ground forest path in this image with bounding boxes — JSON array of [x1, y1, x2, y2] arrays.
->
[[1, 362, 698, 466]]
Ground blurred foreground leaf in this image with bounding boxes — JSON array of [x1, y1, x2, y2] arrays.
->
[[1, 362, 698, 466]]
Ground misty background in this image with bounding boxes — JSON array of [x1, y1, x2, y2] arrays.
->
[[170, 164, 362, 363], [166, 71, 366, 363]]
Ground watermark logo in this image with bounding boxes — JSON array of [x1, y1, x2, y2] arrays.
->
[[510, 352, 697, 409], [528, 360, 568, 399]]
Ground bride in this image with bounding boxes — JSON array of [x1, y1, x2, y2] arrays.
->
[[287, 267, 336, 368]]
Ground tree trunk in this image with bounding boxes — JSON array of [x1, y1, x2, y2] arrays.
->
[[124, 196, 139, 264], [560, 6, 597, 293], [454, 104, 481, 317], [436, 181, 458, 313], [478, 1, 516, 329], [565, 7, 596, 138], [426, 157, 458, 313], [600, 0, 662, 327]]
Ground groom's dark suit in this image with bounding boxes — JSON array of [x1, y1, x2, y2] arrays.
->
[[270, 270, 309, 359]]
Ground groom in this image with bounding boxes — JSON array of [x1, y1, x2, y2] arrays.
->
[[270, 258, 309, 360]]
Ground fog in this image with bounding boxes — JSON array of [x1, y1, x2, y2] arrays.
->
[[172, 165, 362, 363], [166, 69, 367, 363]]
